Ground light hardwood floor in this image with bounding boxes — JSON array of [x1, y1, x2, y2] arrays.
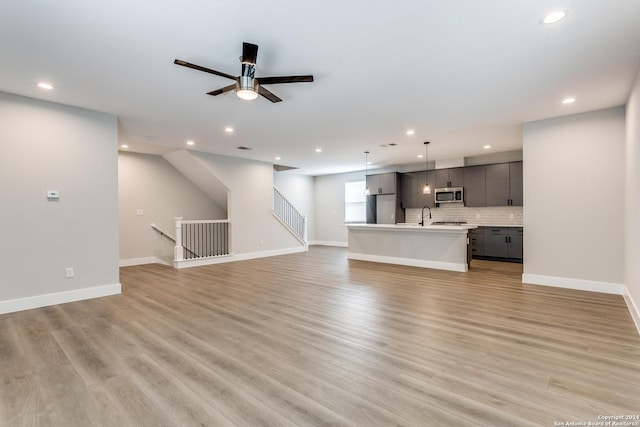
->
[[1, 246, 639, 426]]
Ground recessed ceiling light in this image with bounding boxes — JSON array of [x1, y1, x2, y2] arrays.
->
[[483, 145, 491, 149], [224, 127, 234, 133], [186, 140, 195, 146], [37, 82, 54, 90], [562, 97, 576, 104], [315, 148, 322, 153], [541, 9, 567, 24], [275, 156, 281, 160], [406, 130, 415, 136], [120, 144, 129, 149], [417, 154, 424, 158]]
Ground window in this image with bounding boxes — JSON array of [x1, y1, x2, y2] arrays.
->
[[345, 180, 366, 223]]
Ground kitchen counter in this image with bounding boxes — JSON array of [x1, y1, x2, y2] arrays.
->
[[346, 223, 477, 272]]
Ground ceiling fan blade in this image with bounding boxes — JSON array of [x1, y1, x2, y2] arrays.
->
[[207, 82, 237, 96], [174, 59, 237, 81], [241, 42, 258, 64], [256, 75, 314, 85], [258, 86, 282, 103]]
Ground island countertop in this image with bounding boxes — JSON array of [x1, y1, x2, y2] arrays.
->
[[346, 223, 478, 232], [346, 223, 476, 272]]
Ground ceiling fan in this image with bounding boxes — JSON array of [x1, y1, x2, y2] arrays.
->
[[174, 42, 314, 103]]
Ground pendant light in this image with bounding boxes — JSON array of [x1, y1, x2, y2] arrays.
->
[[364, 151, 371, 195], [422, 141, 431, 194]]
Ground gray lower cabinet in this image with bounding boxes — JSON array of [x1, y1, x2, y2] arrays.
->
[[508, 228, 523, 259], [469, 228, 484, 257], [475, 227, 523, 262]]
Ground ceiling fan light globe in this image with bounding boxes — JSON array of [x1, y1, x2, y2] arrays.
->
[[237, 89, 258, 100]]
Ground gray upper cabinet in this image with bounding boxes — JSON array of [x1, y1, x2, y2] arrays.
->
[[366, 172, 397, 195], [509, 161, 523, 206], [399, 161, 522, 208], [463, 165, 486, 207], [400, 172, 417, 208], [400, 171, 435, 208], [435, 168, 464, 188], [485, 163, 510, 206], [485, 162, 522, 206]]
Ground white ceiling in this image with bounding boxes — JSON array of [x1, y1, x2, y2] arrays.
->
[[2, 0, 639, 175]]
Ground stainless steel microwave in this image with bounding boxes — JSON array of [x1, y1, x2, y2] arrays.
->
[[434, 187, 464, 203]]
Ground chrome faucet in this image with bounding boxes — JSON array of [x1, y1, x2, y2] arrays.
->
[[419, 206, 432, 226]]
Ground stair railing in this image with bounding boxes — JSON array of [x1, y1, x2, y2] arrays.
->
[[273, 187, 308, 247], [150, 223, 198, 258], [174, 217, 231, 262]]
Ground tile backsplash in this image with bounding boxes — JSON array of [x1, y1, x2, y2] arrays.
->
[[405, 204, 523, 226]]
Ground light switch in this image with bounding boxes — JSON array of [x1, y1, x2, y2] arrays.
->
[[136, 209, 144, 216]]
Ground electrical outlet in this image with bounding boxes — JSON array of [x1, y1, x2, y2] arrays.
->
[[260, 240, 264, 246], [509, 214, 514, 220], [136, 209, 144, 216], [65, 267, 74, 278], [476, 213, 480, 219]]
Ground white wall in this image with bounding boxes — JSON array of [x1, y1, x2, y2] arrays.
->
[[314, 171, 365, 245], [625, 68, 640, 330], [118, 152, 226, 265], [273, 172, 316, 242], [0, 92, 120, 313], [522, 107, 626, 293], [187, 151, 303, 255]]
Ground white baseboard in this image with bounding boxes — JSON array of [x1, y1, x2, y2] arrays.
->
[[348, 252, 468, 272], [173, 246, 308, 269], [521, 273, 624, 295], [623, 286, 640, 336], [119, 256, 168, 267], [0, 283, 122, 315], [309, 240, 348, 247]]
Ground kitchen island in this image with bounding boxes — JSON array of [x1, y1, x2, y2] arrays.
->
[[346, 223, 478, 272]]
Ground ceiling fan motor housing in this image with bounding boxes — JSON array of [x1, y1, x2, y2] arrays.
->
[[239, 62, 257, 92]]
